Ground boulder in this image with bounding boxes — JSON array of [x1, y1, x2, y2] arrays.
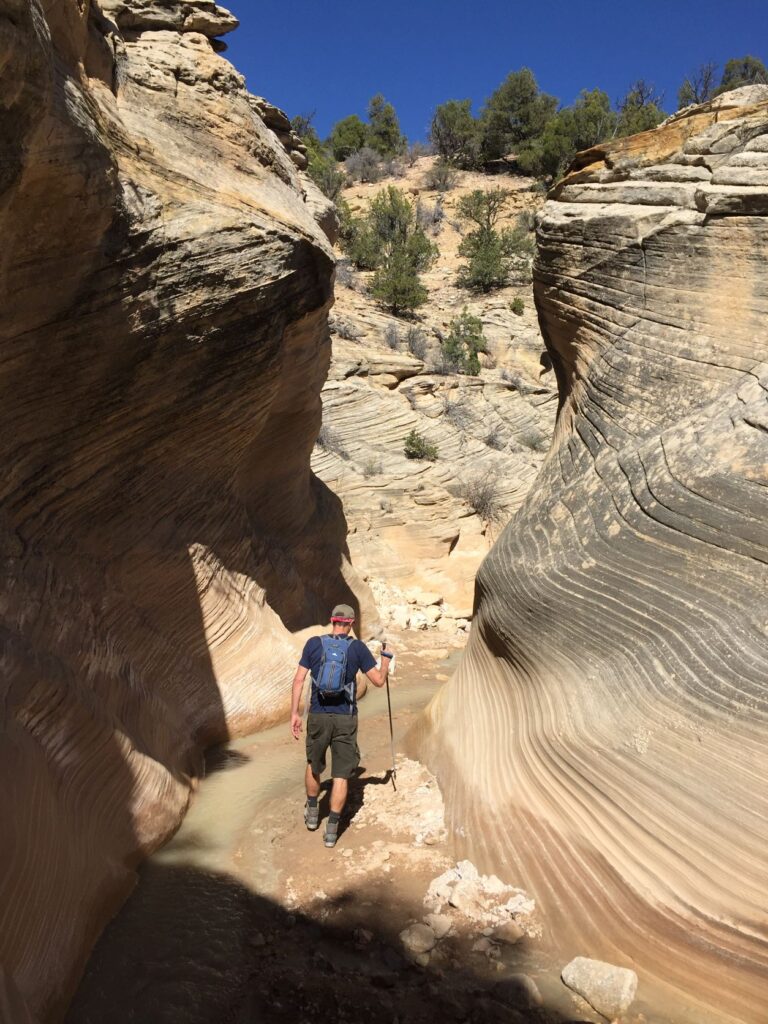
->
[[424, 914, 453, 940], [493, 920, 525, 945], [561, 958, 638, 1019], [399, 923, 437, 956]]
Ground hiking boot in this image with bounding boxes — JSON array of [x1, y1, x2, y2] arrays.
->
[[323, 819, 339, 848], [304, 802, 319, 831]]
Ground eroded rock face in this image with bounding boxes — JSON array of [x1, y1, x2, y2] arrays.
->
[[0, 1, 373, 1019], [417, 89, 768, 1023]]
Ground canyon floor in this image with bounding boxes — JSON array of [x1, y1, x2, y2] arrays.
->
[[67, 630, 670, 1024]]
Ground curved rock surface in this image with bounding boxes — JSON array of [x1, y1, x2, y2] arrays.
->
[[0, 1, 373, 1019], [417, 88, 768, 1023]]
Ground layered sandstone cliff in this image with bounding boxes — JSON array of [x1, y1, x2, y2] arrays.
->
[[315, 163, 556, 632], [417, 88, 768, 1023], [0, 1, 373, 1018]]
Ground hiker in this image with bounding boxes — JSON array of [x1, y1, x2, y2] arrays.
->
[[290, 603, 394, 848]]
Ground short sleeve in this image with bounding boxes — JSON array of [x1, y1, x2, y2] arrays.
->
[[299, 637, 319, 669], [354, 640, 376, 674]]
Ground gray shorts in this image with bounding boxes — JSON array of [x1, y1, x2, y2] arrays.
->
[[306, 713, 360, 779]]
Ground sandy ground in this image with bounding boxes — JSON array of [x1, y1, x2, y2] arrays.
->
[[67, 631, 658, 1024]]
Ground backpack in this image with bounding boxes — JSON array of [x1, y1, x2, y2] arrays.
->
[[313, 635, 354, 707]]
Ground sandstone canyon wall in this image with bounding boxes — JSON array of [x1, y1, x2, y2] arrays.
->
[[0, 1, 375, 1019], [417, 88, 768, 1023]]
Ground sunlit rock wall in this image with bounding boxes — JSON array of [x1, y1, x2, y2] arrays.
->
[[0, 1, 375, 1019], [418, 88, 768, 1023]]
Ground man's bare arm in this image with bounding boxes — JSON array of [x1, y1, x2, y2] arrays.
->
[[290, 666, 309, 739], [366, 651, 393, 688]]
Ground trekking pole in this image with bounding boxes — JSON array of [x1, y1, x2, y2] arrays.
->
[[383, 638, 397, 791]]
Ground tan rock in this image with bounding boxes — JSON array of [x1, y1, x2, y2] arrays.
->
[[493, 920, 525, 945], [400, 923, 437, 956], [561, 958, 637, 1019], [417, 90, 768, 1023], [0, 2, 376, 1018]]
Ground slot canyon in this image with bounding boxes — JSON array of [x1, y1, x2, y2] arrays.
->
[[1, 2, 766, 1023]]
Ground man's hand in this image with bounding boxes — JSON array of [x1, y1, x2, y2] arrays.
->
[[291, 712, 303, 740]]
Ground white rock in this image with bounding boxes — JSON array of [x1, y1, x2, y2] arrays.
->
[[390, 605, 410, 630], [425, 913, 453, 939], [456, 860, 479, 881], [561, 956, 638, 1019], [399, 922, 437, 956], [493, 919, 525, 945], [424, 605, 442, 625]]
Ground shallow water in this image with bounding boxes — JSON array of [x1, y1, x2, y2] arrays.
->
[[151, 671, 448, 882], [66, 650, 456, 1024]]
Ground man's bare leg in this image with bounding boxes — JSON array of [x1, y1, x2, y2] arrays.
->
[[329, 777, 348, 814], [304, 765, 321, 830], [305, 763, 321, 799]]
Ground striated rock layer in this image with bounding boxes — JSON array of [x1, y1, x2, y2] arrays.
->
[[0, 1, 374, 1019], [417, 88, 768, 1023]]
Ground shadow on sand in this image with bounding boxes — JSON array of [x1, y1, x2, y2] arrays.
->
[[66, 854, 589, 1024]]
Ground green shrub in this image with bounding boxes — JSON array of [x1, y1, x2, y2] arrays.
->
[[371, 248, 430, 315], [517, 88, 617, 179], [429, 99, 480, 168], [441, 308, 486, 375], [510, 296, 525, 315], [404, 429, 438, 461], [714, 55, 768, 95], [477, 68, 557, 163], [615, 80, 665, 137], [304, 134, 346, 201], [367, 94, 406, 156], [327, 114, 369, 161], [456, 190, 534, 291], [342, 186, 438, 313]]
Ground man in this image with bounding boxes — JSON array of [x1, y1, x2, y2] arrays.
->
[[291, 603, 394, 848]]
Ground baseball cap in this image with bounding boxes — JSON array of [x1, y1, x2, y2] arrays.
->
[[331, 603, 355, 622]]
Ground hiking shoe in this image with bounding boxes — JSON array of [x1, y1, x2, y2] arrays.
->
[[323, 819, 339, 848], [304, 802, 319, 831]]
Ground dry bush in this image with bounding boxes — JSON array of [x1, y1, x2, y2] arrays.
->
[[316, 424, 348, 456], [384, 323, 400, 350], [423, 160, 458, 192], [345, 146, 383, 183], [405, 325, 428, 360], [454, 469, 507, 523], [335, 260, 359, 289], [441, 395, 472, 431], [517, 428, 549, 452], [484, 426, 506, 450], [329, 313, 364, 341]]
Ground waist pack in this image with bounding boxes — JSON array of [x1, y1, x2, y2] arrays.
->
[[313, 635, 354, 708]]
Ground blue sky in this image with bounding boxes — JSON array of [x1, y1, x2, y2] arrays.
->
[[225, 0, 768, 141]]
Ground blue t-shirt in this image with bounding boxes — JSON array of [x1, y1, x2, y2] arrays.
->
[[299, 635, 376, 714]]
